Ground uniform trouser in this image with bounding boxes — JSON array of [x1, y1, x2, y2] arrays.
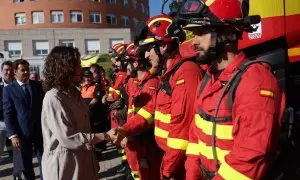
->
[[110, 110, 119, 129], [0, 121, 6, 158], [20, 135, 43, 180], [126, 137, 162, 180]]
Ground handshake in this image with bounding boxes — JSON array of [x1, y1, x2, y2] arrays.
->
[[106, 128, 128, 148]]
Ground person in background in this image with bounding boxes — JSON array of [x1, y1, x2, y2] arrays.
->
[[29, 72, 40, 81], [0, 61, 14, 158], [0, 61, 24, 180], [80, 70, 106, 159], [41, 46, 110, 180], [3, 59, 44, 180]]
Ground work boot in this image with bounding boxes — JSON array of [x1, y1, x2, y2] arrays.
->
[[116, 165, 128, 174]]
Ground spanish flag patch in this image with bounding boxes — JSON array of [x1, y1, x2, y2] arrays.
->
[[176, 79, 185, 85], [260, 89, 274, 98]]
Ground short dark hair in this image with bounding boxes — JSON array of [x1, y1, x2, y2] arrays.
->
[[12, 59, 29, 70], [1, 60, 13, 70], [90, 63, 100, 73]]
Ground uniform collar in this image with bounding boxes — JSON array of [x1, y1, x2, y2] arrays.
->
[[207, 52, 246, 82], [17, 79, 29, 86], [139, 71, 152, 84], [162, 54, 182, 78]]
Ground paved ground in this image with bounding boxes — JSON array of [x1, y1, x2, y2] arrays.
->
[[0, 143, 126, 180]]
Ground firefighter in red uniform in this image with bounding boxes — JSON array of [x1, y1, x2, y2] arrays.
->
[[135, 14, 203, 180], [171, 0, 287, 179], [123, 42, 140, 179], [103, 43, 129, 128], [109, 42, 162, 180]]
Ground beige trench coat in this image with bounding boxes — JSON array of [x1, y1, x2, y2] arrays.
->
[[41, 88, 99, 180]]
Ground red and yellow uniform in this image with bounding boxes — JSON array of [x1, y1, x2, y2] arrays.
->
[[185, 53, 286, 180], [122, 72, 162, 180], [108, 71, 128, 101], [109, 71, 128, 129], [154, 55, 203, 179]]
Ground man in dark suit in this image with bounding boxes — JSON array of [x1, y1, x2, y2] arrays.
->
[[0, 60, 24, 180], [3, 59, 44, 180]]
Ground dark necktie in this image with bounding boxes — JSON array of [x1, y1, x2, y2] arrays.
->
[[23, 84, 31, 104]]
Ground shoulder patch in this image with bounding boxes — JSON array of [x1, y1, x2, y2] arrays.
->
[[260, 89, 274, 98], [149, 86, 156, 90], [176, 79, 185, 85]]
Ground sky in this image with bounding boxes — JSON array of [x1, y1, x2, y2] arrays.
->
[[149, 0, 171, 16]]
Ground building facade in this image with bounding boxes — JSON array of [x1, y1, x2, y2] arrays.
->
[[0, 0, 149, 76]]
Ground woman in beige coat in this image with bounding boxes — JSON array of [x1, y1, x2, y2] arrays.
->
[[41, 46, 108, 180]]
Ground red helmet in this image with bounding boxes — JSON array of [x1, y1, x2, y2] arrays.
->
[[180, 0, 257, 32], [125, 42, 139, 61], [138, 14, 174, 46], [109, 43, 127, 58]]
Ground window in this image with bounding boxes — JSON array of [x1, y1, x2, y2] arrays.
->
[[15, 13, 26, 25], [141, 3, 145, 13], [33, 41, 49, 56], [110, 39, 124, 48], [121, 16, 130, 26], [59, 40, 75, 47], [121, 0, 128, 6], [89, 12, 101, 23], [106, 14, 117, 25], [5, 41, 22, 57], [32, 12, 44, 24], [13, 0, 24, 3], [70, 11, 83, 23], [29, 66, 40, 78], [107, 0, 116, 4], [86, 40, 100, 54], [132, 0, 137, 9], [51, 11, 64, 23]]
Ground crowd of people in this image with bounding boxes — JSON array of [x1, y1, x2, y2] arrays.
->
[[0, 0, 288, 180]]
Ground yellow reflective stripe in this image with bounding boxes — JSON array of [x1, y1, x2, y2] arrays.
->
[[116, 46, 124, 53], [126, 43, 134, 50], [198, 139, 230, 163], [109, 87, 115, 92], [219, 160, 252, 180], [176, 79, 185, 85], [195, 114, 233, 140], [167, 138, 188, 150], [260, 89, 274, 98], [140, 37, 155, 45], [155, 111, 171, 124], [186, 143, 200, 156], [288, 47, 300, 57], [131, 171, 140, 180], [286, 0, 300, 16], [154, 127, 169, 139], [249, 0, 284, 18], [115, 89, 121, 95], [122, 155, 127, 161], [148, 17, 172, 27], [128, 108, 133, 114], [149, 86, 155, 90], [205, 0, 216, 6], [137, 108, 154, 124]]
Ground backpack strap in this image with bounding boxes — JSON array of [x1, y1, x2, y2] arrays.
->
[[160, 59, 196, 96], [198, 72, 211, 96], [227, 59, 273, 111], [138, 75, 158, 91]]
